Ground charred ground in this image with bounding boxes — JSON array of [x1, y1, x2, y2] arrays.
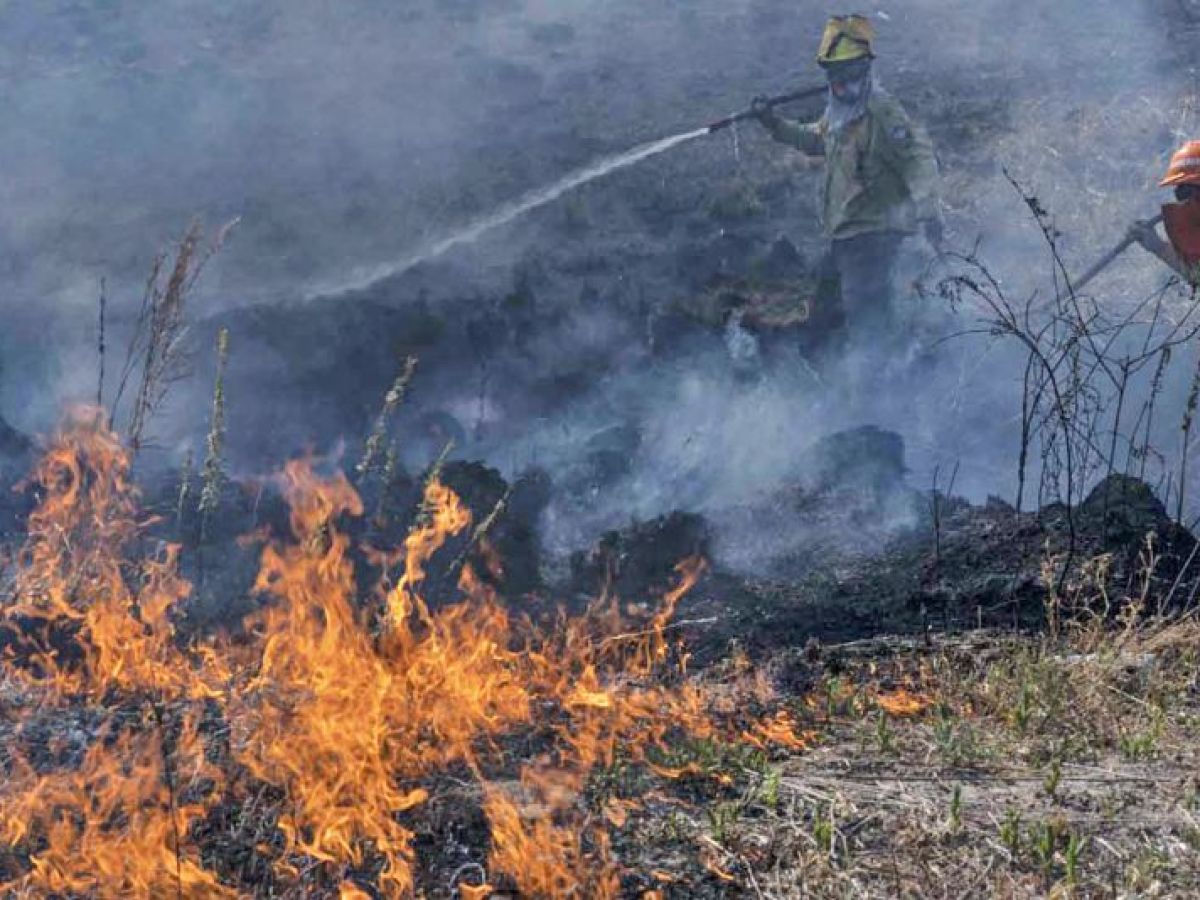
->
[[1, 1, 1200, 897]]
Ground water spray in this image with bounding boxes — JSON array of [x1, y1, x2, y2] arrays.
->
[[312, 86, 825, 298]]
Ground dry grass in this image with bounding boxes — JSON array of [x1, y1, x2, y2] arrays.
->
[[3, 416, 1198, 897], [110, 219, 238, 455], [608, 610, 1200, 899]]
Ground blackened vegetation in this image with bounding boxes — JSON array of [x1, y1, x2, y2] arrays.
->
[[927, 175, 1200, 592], [570, 511, 711, 606], [2, 248, 1199, 900]]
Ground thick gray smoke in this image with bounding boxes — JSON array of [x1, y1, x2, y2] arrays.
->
[[1, 1, 1197, 568]]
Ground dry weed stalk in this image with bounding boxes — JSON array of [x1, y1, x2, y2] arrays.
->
[[199, 327, 230, 546], [175, 448, 194, 535], [931, 175, 1200, 587], [1179, 354, 1200, 525], [110, 218, 238, 454], [357, 356, 418, 483], [449, 487, 513, 577], [96, 277, 107, 409]]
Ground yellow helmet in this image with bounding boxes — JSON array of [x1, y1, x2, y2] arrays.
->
[[817, 14, 876, 67]]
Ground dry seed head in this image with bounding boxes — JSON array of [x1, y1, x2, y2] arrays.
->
[[199, 327, 230, 535], [176, 448, 194, 531], [358, 357, 419, 481]]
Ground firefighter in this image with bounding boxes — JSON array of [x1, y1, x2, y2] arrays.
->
[[1129, 140, 1200, 283], [752, 14, 942, 342]]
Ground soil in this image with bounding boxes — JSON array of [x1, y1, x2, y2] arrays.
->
[[3, 3, 1200, 895], [668, 468, 1198, 666]]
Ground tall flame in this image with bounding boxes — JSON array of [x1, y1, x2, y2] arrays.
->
[[0, 411, 796, 897]]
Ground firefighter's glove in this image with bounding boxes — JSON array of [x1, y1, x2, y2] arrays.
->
[[751, 96, 779, 126], [1127, 219, 1163, 253]]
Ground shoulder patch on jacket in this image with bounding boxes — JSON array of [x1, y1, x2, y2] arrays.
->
[[889, 123, 912, 143]]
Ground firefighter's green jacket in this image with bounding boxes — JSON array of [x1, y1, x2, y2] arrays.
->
[[763, 90, 940, 241]]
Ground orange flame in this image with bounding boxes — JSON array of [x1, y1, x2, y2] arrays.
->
[[875, 687, 933, 717], [742, 709, 814, 750], [5, 408, 223, 700], [459, 884, 494, 900], [0, 711, 232, 897], [0, 413, 787, 896]]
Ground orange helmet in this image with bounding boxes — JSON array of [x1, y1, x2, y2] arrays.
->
[[1161, 140, 1200, 187]]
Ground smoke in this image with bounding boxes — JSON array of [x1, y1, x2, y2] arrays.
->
[[1, 0, 1198, 570], [0, 0, 595, 427]]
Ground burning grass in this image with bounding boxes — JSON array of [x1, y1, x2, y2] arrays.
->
[[0, 410, 799, 898], [1, 410, 1199, 897]]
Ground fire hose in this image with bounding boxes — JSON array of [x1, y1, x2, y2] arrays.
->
[[1072, 212, 1165, 292], [706, 85, 827, 133]]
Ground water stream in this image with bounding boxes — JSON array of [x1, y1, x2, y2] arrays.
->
[[311, 127, 710, 298]]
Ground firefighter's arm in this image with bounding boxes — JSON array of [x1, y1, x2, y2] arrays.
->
[[765, 117, 825, 156], [754, 100, 825, 156], [1129, 221, 1192, 279]]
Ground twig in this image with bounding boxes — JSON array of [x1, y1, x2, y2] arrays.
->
[[449, 486, 513, 578], [357, 356, 418, 483], [96, 278, 107, 409], [597, 617, 720, 648], [112, 219, 236, 453], [150, 700, 184, 900], [199, 328, 230, 549], [1179, 353, 1200, 525], [739, 854, 766, 899]]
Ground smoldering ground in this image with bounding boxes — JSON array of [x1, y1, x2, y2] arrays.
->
[[0, 0, 1198, 571]]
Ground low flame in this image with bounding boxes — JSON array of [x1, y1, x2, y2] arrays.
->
[[2, 712, 232, 898], [0, 412, 807, 896], [742, 709, 815, 750], [875, 687, 933, 717]]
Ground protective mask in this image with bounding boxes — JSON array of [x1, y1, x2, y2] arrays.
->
[[825, 74, 872, 132], [823, 60, 873, 132], [830, 78, 866, 102]]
